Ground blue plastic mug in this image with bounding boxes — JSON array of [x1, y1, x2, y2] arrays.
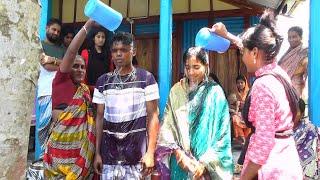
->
[[195, 27, 230, 53], [84, 0, 123, 31]]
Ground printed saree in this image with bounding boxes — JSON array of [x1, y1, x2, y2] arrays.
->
[[157, 78, 233, 180], [229, 76, 251, 140], [43, 84, 96, 180], [278, 44, 308, 96], [235, 76, 249, 104], [294, 117, 320, 179]]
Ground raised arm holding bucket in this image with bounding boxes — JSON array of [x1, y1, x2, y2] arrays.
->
[[195, 27, 231, 53], [210, 22, 244, 50], [84, 0, 123, 31], [194, 23, 244, 53]]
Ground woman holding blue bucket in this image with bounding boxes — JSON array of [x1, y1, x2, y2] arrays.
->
[[43, 19, 97, 179], [212, 9, 303, 179]]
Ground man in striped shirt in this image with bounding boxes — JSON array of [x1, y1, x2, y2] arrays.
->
[[93, 32, 160, 179]]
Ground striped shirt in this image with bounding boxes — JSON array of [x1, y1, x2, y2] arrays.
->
[[92, 68, 159, 165]]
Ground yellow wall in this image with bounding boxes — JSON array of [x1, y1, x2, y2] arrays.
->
[[101, 0, 109, 5], [191, 0, 211, 12], [62, 0, 75, 23], [110, 0, 128, 18], [149, 0, 160, 16], [172, 0, 188, 14], [129, 0, 148, 18], [55, 0, 239, 23], [214, 0, 239, 10], [76, 0, 88, 22], [51, 0, 60, 19]]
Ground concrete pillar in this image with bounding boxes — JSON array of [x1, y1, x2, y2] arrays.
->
[[39, 0, 50, 41], [158, 0, 172, 117], [309, 0, 320, 126]]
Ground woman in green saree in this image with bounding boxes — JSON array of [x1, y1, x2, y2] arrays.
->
[[156, 47, 233, 180]]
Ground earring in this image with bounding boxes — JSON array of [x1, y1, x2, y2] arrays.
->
[[253, 58, 257, 64]]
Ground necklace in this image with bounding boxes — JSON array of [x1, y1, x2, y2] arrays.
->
[[114, 67, 136, 89], [112, 68, 137, 124]]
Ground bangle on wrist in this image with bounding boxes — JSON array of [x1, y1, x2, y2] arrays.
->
[[83, 26, 88, 35]]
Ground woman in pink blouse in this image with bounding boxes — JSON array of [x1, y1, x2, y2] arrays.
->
[[212, 9, 303, 180]]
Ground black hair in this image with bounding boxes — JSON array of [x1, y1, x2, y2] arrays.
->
[[88, 26, 108, 51], [132, 56, 138, 66], [236, 74, 246, 82], [209, 73, 221, 85], [61, 26, 74, 37], [241, 9, 283, 62], [288, 26, 303, 38], [110, 31, 135, 47], [183, 47, 208, 65], [46, 18, 62, 27], [298, 98, 306, 115]]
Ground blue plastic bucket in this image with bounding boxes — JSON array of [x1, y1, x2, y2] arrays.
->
[[195, 27, 230, 53], [84, 0, 123, 31]]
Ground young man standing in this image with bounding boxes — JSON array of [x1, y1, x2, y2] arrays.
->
[[35, 18, 65, 160], [93, 32, 160, 179]]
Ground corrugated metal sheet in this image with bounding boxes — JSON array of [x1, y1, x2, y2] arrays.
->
[[116, 24, 131, 33], [214, 16, 244, 35], [113, 16, 245, 42], [183, 19, 209, 53], [113, 23, 176, 35], [250, 16, 260, 26], [135, 23, 176, 35], [136, 24, 159, 35]]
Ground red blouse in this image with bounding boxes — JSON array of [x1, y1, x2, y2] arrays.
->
[[52, 70, 77, 110]]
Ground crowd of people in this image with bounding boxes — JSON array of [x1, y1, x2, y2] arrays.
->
[[31, 8, 319, 180]]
